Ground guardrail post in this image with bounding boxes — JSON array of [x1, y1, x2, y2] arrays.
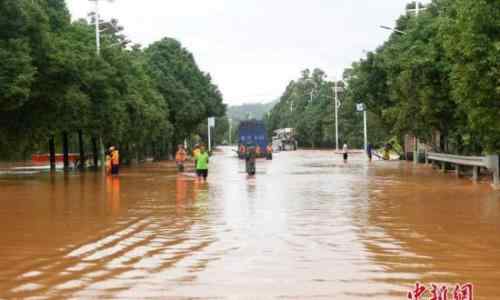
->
[[494, 171, 500, 189], [455, 164, 460, 177], [473, 166, 479, 182], [485, 155, 499, 189], [441, 162, 446, 173]]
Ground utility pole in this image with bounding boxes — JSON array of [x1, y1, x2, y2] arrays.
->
[[407, 1, 426, 16]]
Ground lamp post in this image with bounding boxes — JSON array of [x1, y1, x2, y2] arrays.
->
[[379, 25, 407, 35], [408, 1, 426, 165], [380, 2, 427, 35], [381, 2, 427, 164], [89, 0, 113, 168]]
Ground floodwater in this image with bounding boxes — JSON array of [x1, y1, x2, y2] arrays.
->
[[0, 148, 499, 300]]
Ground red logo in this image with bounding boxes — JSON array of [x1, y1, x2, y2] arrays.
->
[[407, 283, 473, 300]]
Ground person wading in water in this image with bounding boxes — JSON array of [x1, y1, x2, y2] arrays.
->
[[110, 146, 120, 175], [192, 144, 201, 171], [245, 144, 257, 176], [266, 144, 273, 160], [196, 145, 209, 182], [175, 144, 187, 172], [342, 143, 349, 163], [367, 143, 373, 162]]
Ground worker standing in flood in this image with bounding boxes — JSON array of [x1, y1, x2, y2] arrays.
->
[[196, 145, 209, 182], [246, 144, 257, 176], [367, 143, 373, 162], [239, 144, 246, 159], [266, 144, 273, 160], [343, 143, 349, 163], [110, 146, 120, 175], [175, 144, 187, 172], [105, 148, 112, 175], [192, 144, 201, 170]]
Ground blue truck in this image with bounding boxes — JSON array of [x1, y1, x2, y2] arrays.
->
[[237, 120, 268, 158]]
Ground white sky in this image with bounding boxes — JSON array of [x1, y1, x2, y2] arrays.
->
[[66, 0, 418, 105]]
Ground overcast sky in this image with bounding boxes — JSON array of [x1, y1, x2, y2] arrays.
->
[[66, 0, 419, 106]]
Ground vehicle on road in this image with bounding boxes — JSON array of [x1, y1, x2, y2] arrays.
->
[[272, 128, 297, 152], [237, 120, 269, 159]]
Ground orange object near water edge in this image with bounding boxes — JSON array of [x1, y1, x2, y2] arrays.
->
[[176, 149, 187, 162], [111, 150, 119, 165], [32, 154, 79, 164]]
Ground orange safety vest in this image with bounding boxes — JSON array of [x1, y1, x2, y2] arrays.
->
[[111, 150, 119, 165], [176, 149, 187, 162]]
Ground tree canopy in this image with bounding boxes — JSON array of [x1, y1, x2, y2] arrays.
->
[[346, 0, 499, 154], [268, 0, 499, 154], [0, 0, 225, 161]]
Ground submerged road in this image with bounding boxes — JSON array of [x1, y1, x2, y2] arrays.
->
[[0, 147, 499, 299]]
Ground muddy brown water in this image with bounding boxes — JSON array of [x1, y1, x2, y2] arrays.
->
[[0, 148, 499, 299]]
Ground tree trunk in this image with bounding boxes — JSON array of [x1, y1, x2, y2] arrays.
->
[[152, 141, 158, 162], [49, 135, 56, 172], [92, 136, 98, 168], [62, 131, 70, 170], [78, 130, 85, 170]]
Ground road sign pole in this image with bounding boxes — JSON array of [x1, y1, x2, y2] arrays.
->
[[208, 117, 215, 152], [208, 119, 212, 152], [364, 110, 368, 152], [334, 82, 339, 151]]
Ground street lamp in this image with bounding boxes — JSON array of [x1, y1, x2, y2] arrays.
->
[[89, 0, 114, 168], [380, 2, 427, 35], [89, 0, 114, 55], [380, 25, 407, 35]]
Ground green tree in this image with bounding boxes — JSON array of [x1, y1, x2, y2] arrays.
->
[[145, 38, 225, 152]]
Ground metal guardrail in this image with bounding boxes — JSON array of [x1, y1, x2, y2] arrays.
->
[[427, 152, 499, 188]]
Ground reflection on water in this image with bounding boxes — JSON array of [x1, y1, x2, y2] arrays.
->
[[0, 148, 499, 299]]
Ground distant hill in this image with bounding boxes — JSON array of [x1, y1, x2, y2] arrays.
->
[[227, 100, 277, 122]]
